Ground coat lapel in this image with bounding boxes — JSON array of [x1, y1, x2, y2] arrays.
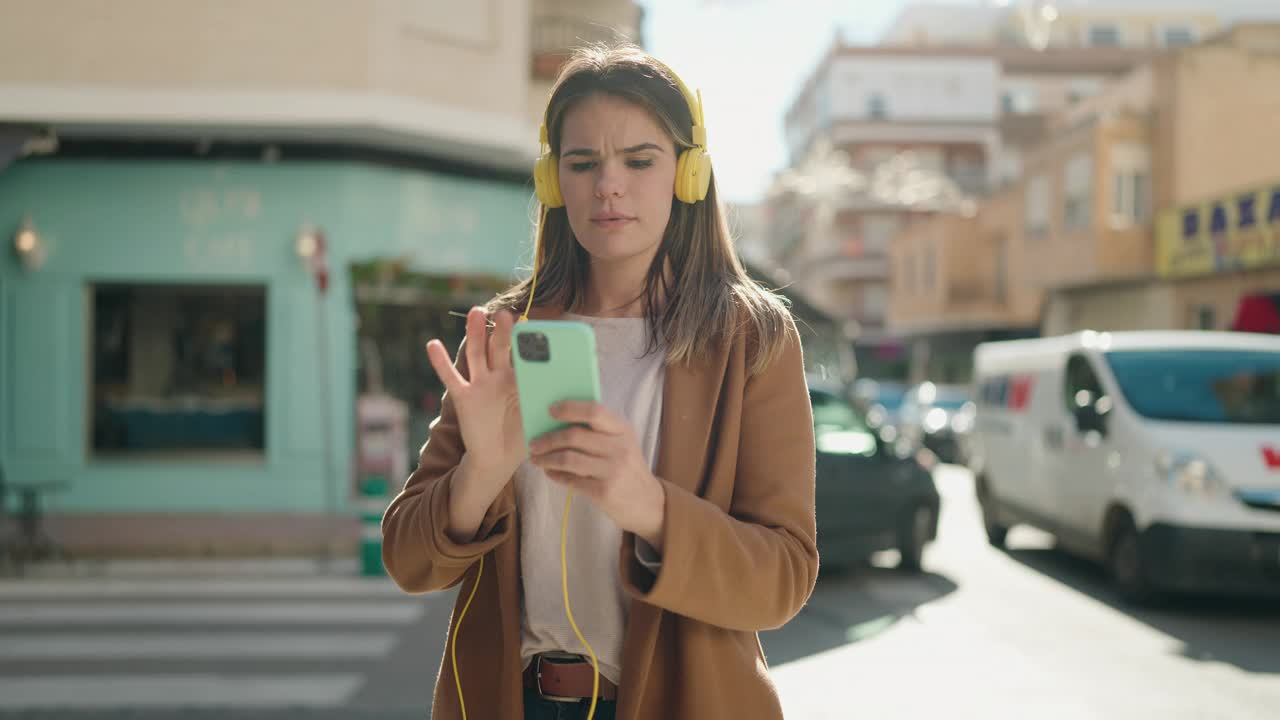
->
[[655, 334, 730, 496], [617, 329, 730, 720]]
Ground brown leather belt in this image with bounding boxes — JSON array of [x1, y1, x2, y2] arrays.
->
[[522, 654, 618, 702]]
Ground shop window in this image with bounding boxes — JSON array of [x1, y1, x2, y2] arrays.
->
[[90, 284, 267, 458]]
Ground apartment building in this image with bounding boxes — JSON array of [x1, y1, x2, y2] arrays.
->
[[889, 23, 1280, 382], [766, 36, 1150, 379]]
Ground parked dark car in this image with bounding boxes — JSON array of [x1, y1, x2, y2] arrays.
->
[[810, 381, 941, 572], [896, 382, 975, 465]]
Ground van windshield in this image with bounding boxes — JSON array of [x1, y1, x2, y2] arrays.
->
[[1104, 348, 1280, 424]]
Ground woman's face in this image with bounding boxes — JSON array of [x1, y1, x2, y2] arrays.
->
[[557, 94, 677, 265]]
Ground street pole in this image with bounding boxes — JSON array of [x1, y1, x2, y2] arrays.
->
[[298, 226, 338, 574], [316, 283, 336, 573]]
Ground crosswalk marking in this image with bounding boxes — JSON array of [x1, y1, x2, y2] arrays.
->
[[0, 632, 399, 660], [0, 577, 407, 599], [0, 674, 365, 709], [0, 573, 447, 711], [0, 601, 424, 625]]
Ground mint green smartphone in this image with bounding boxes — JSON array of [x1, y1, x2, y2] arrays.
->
[[511, 320, 603, 447]]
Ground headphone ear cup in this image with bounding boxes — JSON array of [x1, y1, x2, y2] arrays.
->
[[534, 152, 564, 208], [673, 150, 688, 203], [674, 147, 710, 204], [693, 150, 712, 202]]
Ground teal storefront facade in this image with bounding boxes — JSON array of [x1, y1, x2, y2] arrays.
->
[[0, 157, 531, 554]]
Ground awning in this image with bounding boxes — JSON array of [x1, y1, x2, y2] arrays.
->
[[1231, 293, 1280, 334]]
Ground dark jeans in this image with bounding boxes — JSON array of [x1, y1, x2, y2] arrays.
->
[[523, 687, 617, 720]]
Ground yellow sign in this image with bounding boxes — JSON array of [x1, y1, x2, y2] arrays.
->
[[1156, 183, 1280, 277]]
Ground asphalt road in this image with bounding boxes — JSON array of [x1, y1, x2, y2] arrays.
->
[[2, 465, 1277, 719]]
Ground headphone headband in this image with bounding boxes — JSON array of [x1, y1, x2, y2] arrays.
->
[[652, 60, 706, 135]]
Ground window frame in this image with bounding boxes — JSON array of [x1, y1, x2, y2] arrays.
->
[[1063, 152, 1094, 231], [867, 92, 889, 120], [1025, 173, 1050, 241], [1086, 24, 1122, 47], [1161, 25, 1197, 48]]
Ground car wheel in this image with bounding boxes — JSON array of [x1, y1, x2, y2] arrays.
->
[[1109, 518, 1158, 605], [897, 504, 933, 572]]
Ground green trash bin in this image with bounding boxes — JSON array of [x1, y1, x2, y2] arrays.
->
[[359, 476, 390, 577]]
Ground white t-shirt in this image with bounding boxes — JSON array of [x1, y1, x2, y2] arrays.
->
[[516, 313, 666, 685]]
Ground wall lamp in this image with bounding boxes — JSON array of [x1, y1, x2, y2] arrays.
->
[[13, 216, 46, 271]]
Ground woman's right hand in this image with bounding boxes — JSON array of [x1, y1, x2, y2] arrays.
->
[[426, 307, 526, 489]]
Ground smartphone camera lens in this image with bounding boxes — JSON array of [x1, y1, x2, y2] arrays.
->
[[518, 332, 550, 362]]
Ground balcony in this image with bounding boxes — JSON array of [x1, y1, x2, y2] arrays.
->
[[796, 253, 890, 282], [0, 0, 532, 169]]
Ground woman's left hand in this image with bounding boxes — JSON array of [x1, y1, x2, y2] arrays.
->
[[528, 400, 666, 552]]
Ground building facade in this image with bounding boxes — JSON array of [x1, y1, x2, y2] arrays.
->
[[767, 35, 1151, 381], [888, 23, 1280, 382], [0, 0, 641, 556]]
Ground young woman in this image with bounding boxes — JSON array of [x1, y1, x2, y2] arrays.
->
[[381, 42, 818, 720]]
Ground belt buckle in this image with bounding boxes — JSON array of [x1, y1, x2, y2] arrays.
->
[[534, 654, 585, 703]]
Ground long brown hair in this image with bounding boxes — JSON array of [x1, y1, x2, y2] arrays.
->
[[490, 42, 791, 374]]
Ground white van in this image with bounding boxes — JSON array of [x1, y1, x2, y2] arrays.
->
[[969, 330, 1280, 602]]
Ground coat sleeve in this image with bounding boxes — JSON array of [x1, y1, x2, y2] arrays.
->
[[380, 340, 516, 594], [621, 318, 818, 631]]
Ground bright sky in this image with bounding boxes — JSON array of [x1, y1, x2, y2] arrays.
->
[[639, 0, 973, 204], [639, 0, 1280, 204]]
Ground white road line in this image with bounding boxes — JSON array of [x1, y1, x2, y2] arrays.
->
[[0, 632, 399, 660], [0, 602, 424, 625], [0, 674, 364, 709]]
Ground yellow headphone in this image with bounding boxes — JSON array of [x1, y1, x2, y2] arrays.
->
[[452, 58, 709, 720], [532, 61, 713, 209]]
